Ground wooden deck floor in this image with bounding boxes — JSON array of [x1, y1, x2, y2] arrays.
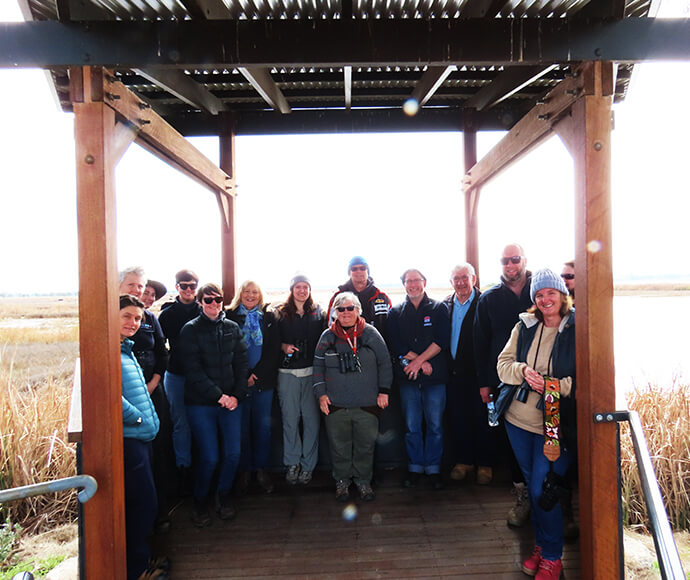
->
[[153, 469, 580, 579]]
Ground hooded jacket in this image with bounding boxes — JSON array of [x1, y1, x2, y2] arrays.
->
[[326, 277, 392, 340]]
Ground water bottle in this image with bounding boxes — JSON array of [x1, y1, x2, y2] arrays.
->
[[487, 393, 499, 427]]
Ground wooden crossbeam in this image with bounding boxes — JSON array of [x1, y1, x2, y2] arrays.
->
[[135, 68, 226, 115], [463, 65, 557, 111], [411, 65, 456, 107], [238, 67, 292, 114], [96, 69, 234, 198], [463, 66, 586, 193]]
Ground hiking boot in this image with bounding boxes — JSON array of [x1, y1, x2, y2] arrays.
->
[[357, 482, 376, 501], [450, 463, 474, 481], [507, 482, 530, 527], [335, 479, 351, 502], [535, 557, 562, 580], [257, 469, 274, 494], [286, 464, 300, 485], [429, 474, 445, 490], [476, 466, 493, 485], [402, 471, 421, 488], [191, 500, 212, 528], [217, 493, 237, 521], [521, 545, 542, 576], [297, 469, 313, 485]]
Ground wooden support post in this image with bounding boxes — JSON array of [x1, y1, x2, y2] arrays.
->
[[219, 112, 237, 303], [555, 61, 620, 580], [463, 111, 480, 282], [72, 66, 127, 579]]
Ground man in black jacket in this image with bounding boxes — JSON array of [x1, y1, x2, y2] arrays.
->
[[473, 244, 532, 527], [158, 269, 201, 487], [326, 256, 391, 340], [444, 263, 492, 484]]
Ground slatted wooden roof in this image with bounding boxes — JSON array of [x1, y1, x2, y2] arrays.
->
[[12, 0, 676, 136]]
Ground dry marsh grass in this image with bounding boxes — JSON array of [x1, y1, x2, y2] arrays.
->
[[0, 297, 78, 320], [0, 325, 78, 345], [621, 381, 690, 531]]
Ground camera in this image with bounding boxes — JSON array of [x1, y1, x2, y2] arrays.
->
[[538, 470, 571, 511]]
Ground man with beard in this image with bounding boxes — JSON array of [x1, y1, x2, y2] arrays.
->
[[473, 244, 532, 527], [326, 257, 391, 339]]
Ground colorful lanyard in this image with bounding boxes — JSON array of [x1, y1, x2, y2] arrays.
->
[[342, 327, 357, 355]]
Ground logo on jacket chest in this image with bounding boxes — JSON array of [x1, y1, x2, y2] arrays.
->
[[423, 316, 432, 327]]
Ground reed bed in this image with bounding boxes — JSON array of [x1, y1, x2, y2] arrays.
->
[[621, 381, 690, 531], [0, 366, 77, 534], [0, 325, 78, 345]]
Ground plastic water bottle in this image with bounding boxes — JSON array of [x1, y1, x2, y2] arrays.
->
[[487, 393, 499, 427]]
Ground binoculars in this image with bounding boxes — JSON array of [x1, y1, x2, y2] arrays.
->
[[338, 351, 361, 373]]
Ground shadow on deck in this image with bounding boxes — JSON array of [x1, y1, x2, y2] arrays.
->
[[154, 468, 580, 579]]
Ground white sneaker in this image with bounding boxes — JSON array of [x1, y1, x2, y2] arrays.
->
[[286, 464, 300, 485]]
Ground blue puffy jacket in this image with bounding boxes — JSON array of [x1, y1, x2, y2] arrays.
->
[[121, 338, 160, 441]]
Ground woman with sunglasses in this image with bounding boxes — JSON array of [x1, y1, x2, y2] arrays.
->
[[227, 280, 281, 494], [313, 292, 392, 502], [276, 274, 325, 486], [496, 269, 576, 580], [179, 283, 248, 527]]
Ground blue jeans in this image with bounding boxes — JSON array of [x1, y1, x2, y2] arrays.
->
[[239, 388, 274, 471], [186, 404, 243, 501], [399, 382, 446, 474], [506, 421, 570, 561], [163, 371, 192, 468]]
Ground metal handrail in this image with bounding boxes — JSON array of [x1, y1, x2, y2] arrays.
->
[[0, 475, 97, 504], [595, 410, 686, 580]]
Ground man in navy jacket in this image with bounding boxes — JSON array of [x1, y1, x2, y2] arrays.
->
[[388, 268, 450, 490]]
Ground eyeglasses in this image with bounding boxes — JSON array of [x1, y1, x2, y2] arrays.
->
[[336, 306, 356, 312], [202, 296, 223, 304], [350, 266, 367, 272], [404, 278, 424, 285], [178, 282, 197, 291], [500, 256, 523, 266], [561, 273, 575, 280]]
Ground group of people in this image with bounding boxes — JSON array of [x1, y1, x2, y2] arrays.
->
[[117, 248, 578, 580]]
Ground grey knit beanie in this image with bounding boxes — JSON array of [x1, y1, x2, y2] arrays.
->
[[530, 268, 568, 303], [290, 273, 311, 291]]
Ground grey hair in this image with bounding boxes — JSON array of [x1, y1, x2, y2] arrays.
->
[[119, 266, 146, 284], [332, 291, 362, 313], [450, 262, 476, 278]]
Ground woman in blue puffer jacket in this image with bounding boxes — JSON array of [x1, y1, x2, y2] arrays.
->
[[119, 294, 160, 580]]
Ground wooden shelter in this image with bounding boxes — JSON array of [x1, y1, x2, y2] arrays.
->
[[3, 0, 690, 577]]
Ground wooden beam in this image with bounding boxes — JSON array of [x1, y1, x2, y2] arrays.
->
[[219, 112, 237, 304], [134, 68, 226, 115], [462, 111, 480, 283], [111, 120, 138, 165], [344, 65, 352, 110], [411, 65, 456, 107], [99, 71, 234, 198], [463, 66, 586, 193], [463, 65, 557, 111], [238, 67, 291, 114], [72, 67, 126, 579], [555, 61, 619, 580], [180, 0, 233, 18]]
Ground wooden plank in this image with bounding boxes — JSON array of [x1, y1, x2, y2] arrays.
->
[[463, 65, 557, 111], [134, 68, 226, 115], [73, 92, 127, 578], [100, 70, 234, 198], [344, 65, 352, 110], [555, 61, 619, 580], [463, 65, 586, 194], [238, 67, 292, 114], [219, 112, 237, 303]]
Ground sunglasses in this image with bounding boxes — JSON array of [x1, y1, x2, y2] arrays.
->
[[178, 282, 197, 291], [500, 256, 523, 266], [336, 306, 356, 312], [350, 265, 367, 272], [202, 296, 224, 304], [561, 273, 575, 280]]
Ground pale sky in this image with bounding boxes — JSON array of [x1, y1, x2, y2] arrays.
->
[[1, 1, 689, 295]]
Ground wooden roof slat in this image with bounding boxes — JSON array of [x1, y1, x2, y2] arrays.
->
[[239, 66, 292, 113], [134, 68, 227, 114], [410, 65, 456, 106]]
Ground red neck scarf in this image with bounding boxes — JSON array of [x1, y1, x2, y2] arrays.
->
[[329, 317, 366, 352]]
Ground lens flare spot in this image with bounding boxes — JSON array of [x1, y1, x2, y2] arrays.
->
[[403, 98, 419, 116], [587, 240, 602, 253], [371, 512, 383, 525], [342, 504, 358, 521]]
